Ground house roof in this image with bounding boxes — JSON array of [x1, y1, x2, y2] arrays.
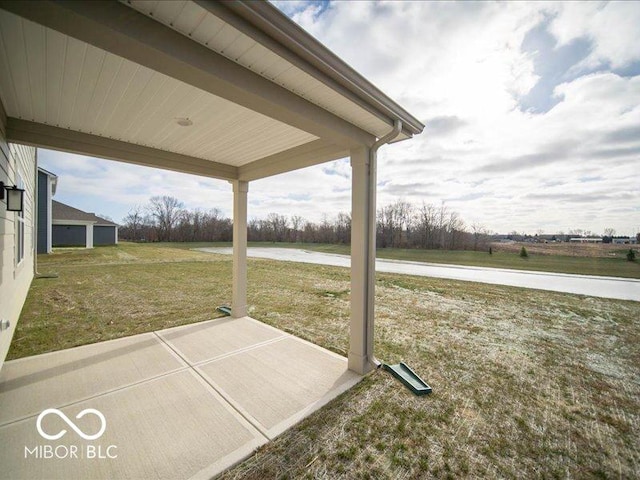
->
[[37, 167, 57, 179], [37, 166, 58, 195], [52, 200, 118, 226], [0, 1, 423, 182]]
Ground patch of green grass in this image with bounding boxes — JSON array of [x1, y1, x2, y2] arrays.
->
[[12, 242, 640, 479]]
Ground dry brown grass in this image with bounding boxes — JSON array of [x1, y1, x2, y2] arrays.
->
[[492, 241, 637, 258]]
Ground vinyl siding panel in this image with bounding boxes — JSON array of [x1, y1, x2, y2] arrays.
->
[[0, 108, 36, 370], [36, 170, 48, 253]]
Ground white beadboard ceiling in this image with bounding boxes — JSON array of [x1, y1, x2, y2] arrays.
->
[[0, 9, 319, 167], [122, 0, 396, 140]]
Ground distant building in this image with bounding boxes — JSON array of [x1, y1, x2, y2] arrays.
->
[[52, 201, 118, 248], [36, 170, 119, 250], [612, 236, 637, 245], [569, 237, 602, 244], [534, 234, 562, 243], [36, 168, 58, 254]]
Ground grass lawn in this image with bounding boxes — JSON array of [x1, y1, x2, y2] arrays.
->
[[11, 243, 640, 478]]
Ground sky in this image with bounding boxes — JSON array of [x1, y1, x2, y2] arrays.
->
[[39, 1, 640, 236]]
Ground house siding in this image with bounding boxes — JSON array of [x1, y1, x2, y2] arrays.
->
[[0, 109, 36, 370], [53, 225, 86, 246], [37, 170, 48, 254]]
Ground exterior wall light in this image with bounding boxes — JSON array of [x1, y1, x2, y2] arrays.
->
[[0, 181, 25, 212]]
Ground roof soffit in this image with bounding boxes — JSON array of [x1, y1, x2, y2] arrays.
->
[[0, 0, 375, 148]]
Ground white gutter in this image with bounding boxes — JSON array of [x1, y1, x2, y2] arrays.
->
[[33, 148, 38, 275], [366, 120, 402, 369], [198, 1, 425, 138]]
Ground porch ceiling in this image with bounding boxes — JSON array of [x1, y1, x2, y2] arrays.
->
[[0, 1, 423, 181], [124, 0, 407, 142]]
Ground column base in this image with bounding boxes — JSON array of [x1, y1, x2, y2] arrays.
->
[[231, 305, 247, 318], [348, 351, 376, 375]]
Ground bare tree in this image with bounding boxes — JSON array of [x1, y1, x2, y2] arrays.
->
[[290, 215, 304, 243], [147, 196, 184, 242], [438, 202, 448, 249], [266, 213, 288, 242], [447, 210, 465, 249], [121, 205, 145, 241], [471, 222, 488, 251], [414, 202, 438, 248], [377, 199, 413, 248], [202, 208, 231, 241], [122, 195, 487, 251], [335, 212, 351, 244]]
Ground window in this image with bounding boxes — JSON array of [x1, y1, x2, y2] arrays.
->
[[16, 173, 25, 264]]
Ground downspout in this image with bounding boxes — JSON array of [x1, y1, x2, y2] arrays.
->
[[33, 148, 38, 276], [366, 119, 402, 369]]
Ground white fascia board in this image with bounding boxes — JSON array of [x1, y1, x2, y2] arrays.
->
[[204, 0, 425, 138], [53, 220, 96, 226]]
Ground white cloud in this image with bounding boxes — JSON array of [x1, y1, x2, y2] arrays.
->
[[549, 1, 640, 70], [292, 1, 543, 122]]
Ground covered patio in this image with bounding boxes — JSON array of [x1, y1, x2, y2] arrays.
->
[[0, 1, 423, 477]]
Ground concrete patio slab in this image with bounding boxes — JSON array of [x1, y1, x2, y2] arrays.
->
[[0, 317, 362, 479], [0, 333, 185, 424], [197, 334, 362, 439], [0, 370, 266, 480], [157, 316, 285, 365]]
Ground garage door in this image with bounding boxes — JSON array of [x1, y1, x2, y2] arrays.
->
[[94, 226, 116, 245], [52, 225, 86, 246]]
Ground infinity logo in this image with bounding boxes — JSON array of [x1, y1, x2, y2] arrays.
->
[[36, 408, 107, 441]]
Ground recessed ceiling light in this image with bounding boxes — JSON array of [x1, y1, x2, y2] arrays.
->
[[175, 117, 193, 127]]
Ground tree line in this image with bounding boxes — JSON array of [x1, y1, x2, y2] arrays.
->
[[119, 196, 490, 250]]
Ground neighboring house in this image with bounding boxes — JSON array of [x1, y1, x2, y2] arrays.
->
[[52, 200, 118, 248], [36, 167, 57, 254], [36, 170, 118, 251]]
